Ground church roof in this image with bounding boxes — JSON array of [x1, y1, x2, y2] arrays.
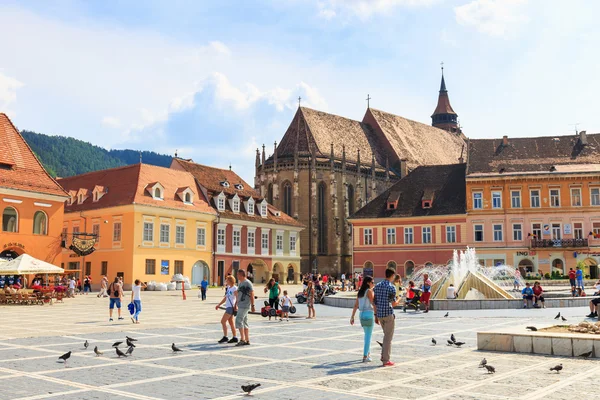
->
[[432, 74, 456, 116], [350, 163, 466, 219], [0, 113, 68, 198], [467, 133, 600, 176]]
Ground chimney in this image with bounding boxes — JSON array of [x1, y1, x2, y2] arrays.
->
[[400, 158, 408, 178], [502, 135, 509, 146], [580, 130, 588, 146]]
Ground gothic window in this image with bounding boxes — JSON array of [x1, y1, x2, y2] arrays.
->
[[317, 182, 327, 254], [267, 183, 273, 204], [347, 184, 355, 215], [282, 181, 292, 216]]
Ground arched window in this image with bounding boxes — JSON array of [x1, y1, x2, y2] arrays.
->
[[282, 181, 292, 216], [33, 211, 48, 235], [317, 182, 327, 254], [347, 184, 355, 215], [424, 262, 433, 268], [185, 193, 191, 203], [405, 260, 415, 277], [267, 183, 273, 204], [2, 207, 18, 232], [387, 261, 397, 270], [154, 187, 162, 199]]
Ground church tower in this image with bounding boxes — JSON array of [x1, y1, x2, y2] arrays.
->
[[431, 67, 460, 133]]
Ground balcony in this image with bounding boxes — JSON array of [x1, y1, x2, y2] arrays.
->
[[530, 238, 588, 248]]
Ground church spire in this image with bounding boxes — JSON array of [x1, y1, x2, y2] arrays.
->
[[431, 63, 460, 133]]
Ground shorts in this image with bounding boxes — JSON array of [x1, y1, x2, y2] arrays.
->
[[421, 292, 431, 304], [235, 307, 250, 329], [282, 306, 290, 313], [591, 298, 600, 306], [225, 307, 234, 315], [523, 295, 533, 300], [109, 298, 122, 309]]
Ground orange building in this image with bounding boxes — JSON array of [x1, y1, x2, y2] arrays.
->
[[467, 133, 600, 277], [58, 164, 216, 289], [0, 113, 68, 266]]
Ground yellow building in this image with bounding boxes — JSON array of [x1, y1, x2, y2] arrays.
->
[[58, 164, 216, 289]]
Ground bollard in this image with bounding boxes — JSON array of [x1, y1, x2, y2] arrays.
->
[[181, 281, 186, 300]]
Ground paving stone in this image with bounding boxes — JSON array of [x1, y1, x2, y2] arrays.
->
[[0, 376, 76, 400]]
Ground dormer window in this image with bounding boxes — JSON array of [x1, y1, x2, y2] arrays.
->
[[220, 181, 230, 188], [154, 188, 162, 199], [217, 192, 226, 212], [422, 201, 432, 209], [387, 201, 397, 210], [92, 185, 106, 202], [260, 200, 268, 218], [177, 187, 194, 204], [247, 198, 255, 215], [234, 183, 244, 190], [231, 194, 240, 214], [78, 194, 84, 204], [185, 193, 191, 203], [149, 182, 165, 200]]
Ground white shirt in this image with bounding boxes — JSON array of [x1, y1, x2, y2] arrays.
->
[[446, 286, 456, 299], [281, 295, 291, 307], [341, 274, 345, 280], [226, 285, 237, 308], [68, 279, 75, 289], [132, 285, 142, 301]]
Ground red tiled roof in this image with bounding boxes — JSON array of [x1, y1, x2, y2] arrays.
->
[[0, 113, 68, 197], [58, 163, 216, 215]]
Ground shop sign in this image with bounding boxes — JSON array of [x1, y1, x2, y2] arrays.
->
[[543, 225, 551, 235], [564, 224, 572, 235], [3, 242, 25, 250], [516, 251, 529, 256], [539, 258, 550, 264]]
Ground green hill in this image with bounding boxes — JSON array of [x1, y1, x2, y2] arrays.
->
[[21, 130, 172, 178]]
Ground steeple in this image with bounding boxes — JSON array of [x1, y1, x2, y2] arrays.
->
[[431, 64, 460, 133]]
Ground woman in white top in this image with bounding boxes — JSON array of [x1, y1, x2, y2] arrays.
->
[[350, 276, 377, 362], [131, 279, 147, 324], [215, 275, 238, 344]]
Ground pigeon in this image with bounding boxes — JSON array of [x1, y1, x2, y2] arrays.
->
[[484, 364, 495, 374], [115, 347, 127, 358], [112, 341, 123, 348], [447, 340, 454, 346], [93, 346, 102, 357], [126, 345, 134, 355], [450, 334, 456, 343], [554, 312, 561, 320], [479, 358, 487, 368], [84, 340, 89, 349], [376, 341, 383, 348], [126, 339, 136, 348], [526, 326, 538, 331], [241, 383, 261, 395], [431, 338, 437, 346], [561, 316, 567, 322], [579, 351, 593, 358], [550, 364, 563, 373], [58, 351, 71, 366], [444, 312, 449, 317], [126, 336, 138, 342], [454, 341, 465, 347], [172, 343, 183, 352]]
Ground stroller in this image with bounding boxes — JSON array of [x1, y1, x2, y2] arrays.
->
[[403, 287, 422, 312]]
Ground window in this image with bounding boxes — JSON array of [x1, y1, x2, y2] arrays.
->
[[574, 222, 583, 239], [492, 191, 502, 208], [160, 224, 170, 243], [174, 260, 184, 275], [92, 223, 100, 239], [276, 232, 283, 254], [422, 227, 432, 244], [196, 227, 206, 246], [267, 183, 273, 204], [217, 195, 225, 211], [513, 223, 522, 241], [248, 231, 255, 249], [364, 228, 373, 245], [317, 182, 327, 254], [232, 197, 240, 213], [348, 185, 355, 215], [261, 232, 269, 253], [143, 222, 153, 242], [290, 235, 297, 254], [593, 222, 600, 238], [145, 259, 156, 274], [113, 222, 122, 242], [511, 191, 521, 208], [552, 223, 562, 240], [72, 225, 80, 234], [550, 189, 560, 207], [474, 224, 483, 242], [101, 261, 108, 276], [260, 202, 268, 217], [404, 227, 413, 244], [153, 187, 162, 200], [571, 188, 582, 207], [85, 262, 91, 275], [493, 224, 503, 241], [32, 211, 48, 235], [217, 227, 226, 251], [283, 182, 292, 216], [2, 207, 18, 232], [532, 223, 542, 238], [247, 199, 255, 215], [233, 229, 241, 253], [184, 193, 191, 203], [175, 225, 185, 244], [530, 189, 541, 208], [387, 228, 396, 245], [591, 188, 600, 206], [473, 192, 483, 209], [446, 226, 456, 243], [68, 262, 80, 270]]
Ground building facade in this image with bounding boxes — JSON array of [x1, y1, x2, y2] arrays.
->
[[0, 113, 68, 264], [467, 132, 600, 277], [256, 73, 466, 275], [58, 164, 216, 289], [350, 164, 467, 279], [171, 158, 304, 285]]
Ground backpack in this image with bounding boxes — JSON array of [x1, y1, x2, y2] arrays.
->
[[107, 283, 113, 296]]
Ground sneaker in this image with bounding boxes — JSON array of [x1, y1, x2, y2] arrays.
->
[[586, 312, 597, 318], [242, 341, 250, 346], [118, 317, 124, 320], [523, 305, 527, 309], [235, 341, 246, 347], [218, 336, 229, 344], [383, 361, 395, 367], [424, 310, 429, 313], [228, 337, 239, 344], [109, 318, 113, 322]]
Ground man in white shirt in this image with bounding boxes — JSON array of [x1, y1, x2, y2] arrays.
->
[[341, 273, 346, 291], [446, 284, 457, 299], [67, 277, 76, 298]]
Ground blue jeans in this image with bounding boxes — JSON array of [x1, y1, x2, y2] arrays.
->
[[360, 310, 374, 357], [577, 278, 584, 288], [133, 300, 142, 321], [201, 288, 207, 301]]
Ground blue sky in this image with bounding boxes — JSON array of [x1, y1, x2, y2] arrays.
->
[[1, 0, 599, 183]]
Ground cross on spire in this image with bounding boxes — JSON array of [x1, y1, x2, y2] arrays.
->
[[440, 61, 444, 74], [366, 94, 371, 108], [298, 96, 301, 107]]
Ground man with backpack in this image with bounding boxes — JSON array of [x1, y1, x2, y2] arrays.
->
[[108, 277, 124, 322]]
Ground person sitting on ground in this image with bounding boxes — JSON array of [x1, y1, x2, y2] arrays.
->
[[587, 296, 600, 318], [446, 283, 457, 299], [571, 286, 578, 297], [577, 287, 586, 297], [532, 281, 545, 308], [521, 282, 534, 308]]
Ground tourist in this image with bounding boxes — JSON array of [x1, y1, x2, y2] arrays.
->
[[447, 283, 457, 299], [235, 269, 255, 346], [200, 277, 208, 301], [513, 270, 521, 291], [586, 296, 600, 318], [568, 268, 577, 289], [264, 278, 280, 321], [350, 276, 377, 363], [67, 276, 76, 298], [341, 272, 346, 291], [393, 274, 402, 296], [576, 266, 584, 289], [97, 275, 109, 298], [532, 281, 545, 308], [593, 280, 600, 296], [280, 290, 292, 321], [76, 277, 82, 294], [577, 287, 586, 297], [374, 268, 400, 366], [130, 279, 146, 323], [306, 280, 316, 319], [83, 276, 91, 294], [521, 282, 534, 308], [572, 286, 578, 297], [108, 277, 124, 322], [421, 273, 432, 313], [216, 275, 238, 343]]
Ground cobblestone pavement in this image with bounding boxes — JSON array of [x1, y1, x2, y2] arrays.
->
[[0, 289, 599, 399]]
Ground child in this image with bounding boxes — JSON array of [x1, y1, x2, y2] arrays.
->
[[280, 290, 293, 321], [521, 282, 534, 308]]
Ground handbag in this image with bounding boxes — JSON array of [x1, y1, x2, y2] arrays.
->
[[360, 316, 374, 327], [107, 284, 112, 296]]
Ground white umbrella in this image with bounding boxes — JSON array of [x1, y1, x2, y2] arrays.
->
[[0, 254, 64, 275]]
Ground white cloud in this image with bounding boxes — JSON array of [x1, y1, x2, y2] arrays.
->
[[0, 71, 23, 115], [317, 0, 439, 20], [101, 116, 121, 128], [208, 41, 231, 56], [455, 0, 529, 37]]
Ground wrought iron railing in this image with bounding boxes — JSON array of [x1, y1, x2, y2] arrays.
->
[[530, 238, 588, 248]]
